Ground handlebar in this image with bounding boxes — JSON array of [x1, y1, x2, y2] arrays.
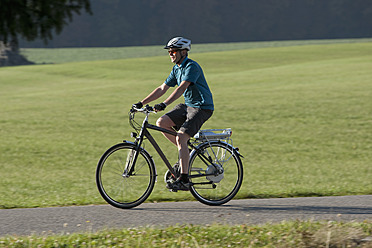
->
[[130, 105, 156, 114], [129, 105, 157, 131]]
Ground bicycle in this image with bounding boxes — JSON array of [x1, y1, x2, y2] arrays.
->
[[96, 105, 244, 209]]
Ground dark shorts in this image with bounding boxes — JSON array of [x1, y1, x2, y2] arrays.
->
[[165, 103, 213, 137]]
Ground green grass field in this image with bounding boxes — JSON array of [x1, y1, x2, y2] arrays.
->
[[0, 39, 371, 209], [21, 38, 372, 64], [1, 220, 371, 247]]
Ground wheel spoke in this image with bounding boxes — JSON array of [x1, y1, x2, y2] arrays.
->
[[96, 144, 155, 209], [189, 142, 243, 206]]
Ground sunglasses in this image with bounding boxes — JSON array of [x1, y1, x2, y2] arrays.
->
[[168, 50, 179, 55]]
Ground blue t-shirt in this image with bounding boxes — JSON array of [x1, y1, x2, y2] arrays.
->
[[164, 58, 214, 110]]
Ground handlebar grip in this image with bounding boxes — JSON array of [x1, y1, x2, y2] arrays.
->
[[145, 105, 154, 112], [130, 105, 155, 113]]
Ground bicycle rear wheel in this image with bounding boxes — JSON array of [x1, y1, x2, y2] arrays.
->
[[189, 141, 243, 206], [96, 142, 156, 209]]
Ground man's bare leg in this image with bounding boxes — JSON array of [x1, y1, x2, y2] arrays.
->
[[156, 115, 177, 146], [157, 116, 190, 175], [176, 131, 191, 175]]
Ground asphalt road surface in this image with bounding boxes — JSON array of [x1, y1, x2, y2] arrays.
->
[[1, 195, 371, 237]]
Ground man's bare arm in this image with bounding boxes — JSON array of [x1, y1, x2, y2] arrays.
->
[[163, 81, 191, 106], [141, 83, 170, 105]]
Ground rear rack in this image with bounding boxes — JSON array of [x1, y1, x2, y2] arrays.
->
[[194, 128, 232, 141]]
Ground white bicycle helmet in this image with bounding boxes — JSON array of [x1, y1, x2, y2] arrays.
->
[[164, 37, 191, 51]]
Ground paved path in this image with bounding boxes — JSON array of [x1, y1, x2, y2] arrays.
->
[[1, 195, 371, 237]]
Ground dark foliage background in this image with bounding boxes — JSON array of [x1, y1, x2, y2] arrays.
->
[[20, 0, 372, 48]]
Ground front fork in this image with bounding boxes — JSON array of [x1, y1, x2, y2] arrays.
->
[[122, 148, 136, 177], [123, 129, 146, 177]]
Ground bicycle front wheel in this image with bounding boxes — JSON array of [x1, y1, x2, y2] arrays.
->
[[96, 143, 156, 209], [189, 141, 243, 206]]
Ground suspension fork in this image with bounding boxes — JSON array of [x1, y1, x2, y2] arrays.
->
[[126, 120, 147, 176]]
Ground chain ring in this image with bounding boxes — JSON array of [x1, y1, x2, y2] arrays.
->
[[164, 164, 180, 184]]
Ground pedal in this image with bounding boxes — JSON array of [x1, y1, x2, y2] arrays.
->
[[166, 183, 177, 192]]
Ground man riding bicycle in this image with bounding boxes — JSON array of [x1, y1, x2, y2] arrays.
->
[[133, 37, 214, 191]]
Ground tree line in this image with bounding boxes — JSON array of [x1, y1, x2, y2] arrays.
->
[[10, 0, 372, 48], [0, 0, 90, 66]]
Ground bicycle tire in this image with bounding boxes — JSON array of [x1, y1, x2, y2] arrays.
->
[[189, 141, 243, 206], [96, 142, 156, 209]]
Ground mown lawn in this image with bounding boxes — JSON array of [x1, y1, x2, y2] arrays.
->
[[0, 40, 371, 209]]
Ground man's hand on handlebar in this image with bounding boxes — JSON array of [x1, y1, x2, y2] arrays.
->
[[131, 103, 156, 113], [132, 101, 143, 109], [154, 102, 167, 112]]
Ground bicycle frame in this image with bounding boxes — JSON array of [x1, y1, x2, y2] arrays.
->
[[128, 108, 216, 180], [96, 106, 244, 208], [128, 109, 178, 179]]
